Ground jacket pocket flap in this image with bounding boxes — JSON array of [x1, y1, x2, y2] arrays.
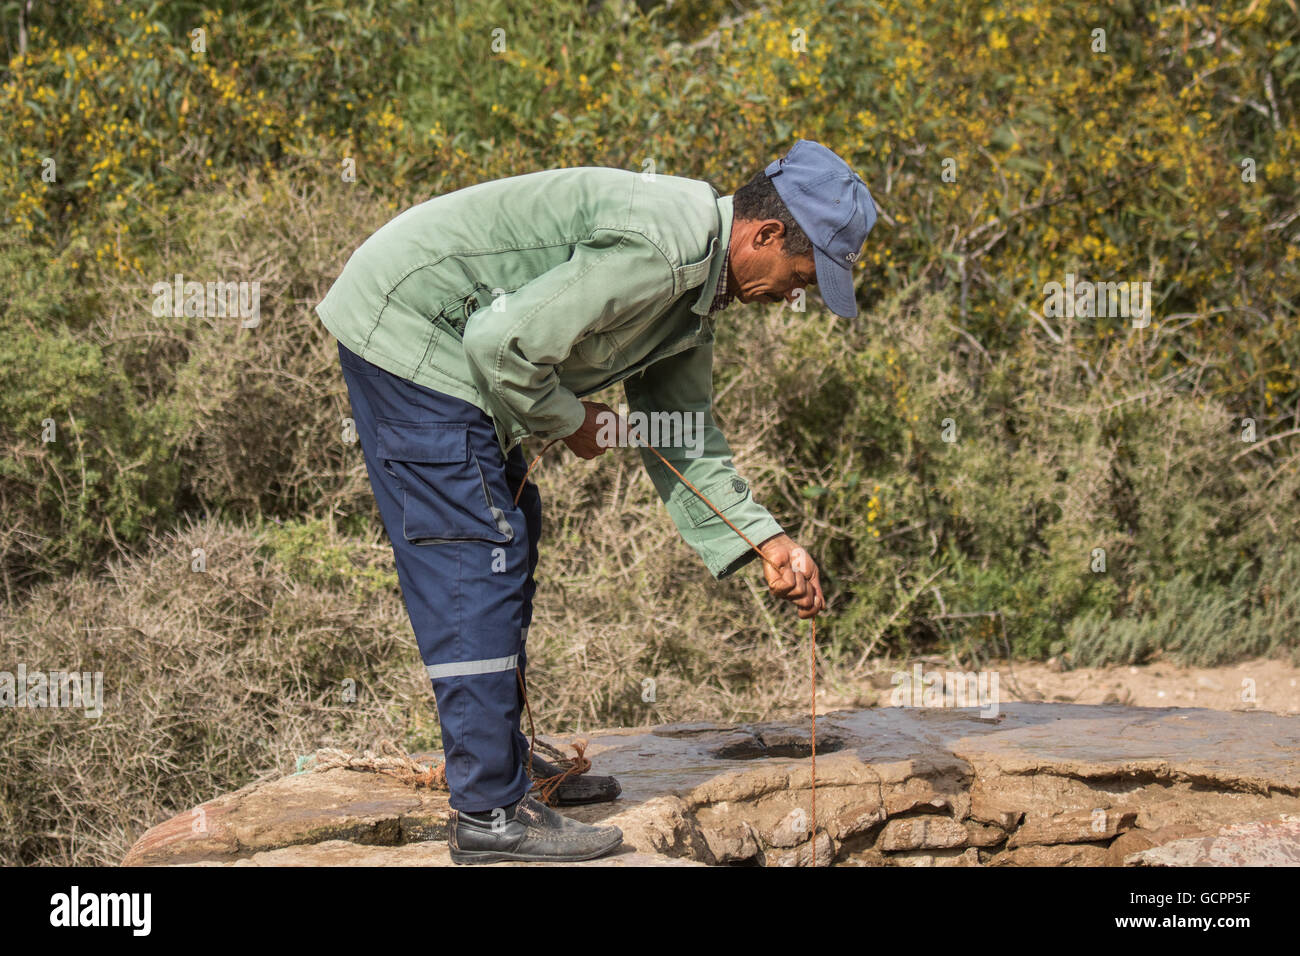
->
[[376, 420, 468, 464], [680, 474, 749, 527]]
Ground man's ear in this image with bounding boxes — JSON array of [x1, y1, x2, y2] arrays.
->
[[755, 219, 786, 247]]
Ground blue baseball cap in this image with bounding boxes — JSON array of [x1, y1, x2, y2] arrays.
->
[[764, 140, 877, 318]]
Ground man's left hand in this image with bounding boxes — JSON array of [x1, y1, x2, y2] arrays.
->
[[758, 533, 825, 619]]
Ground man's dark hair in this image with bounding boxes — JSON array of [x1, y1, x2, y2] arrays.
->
[[732, 168, 813, 259]]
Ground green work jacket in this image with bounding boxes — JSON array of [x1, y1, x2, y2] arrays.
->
[[315, 166, 784, 578]]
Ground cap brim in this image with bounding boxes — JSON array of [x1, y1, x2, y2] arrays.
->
[[813, 245, 858, 318]]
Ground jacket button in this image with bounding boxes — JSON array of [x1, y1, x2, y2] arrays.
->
[[731, 478, 747, 494]]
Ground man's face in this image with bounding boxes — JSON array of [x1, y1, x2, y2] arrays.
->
[[726, 219, 817, 306]]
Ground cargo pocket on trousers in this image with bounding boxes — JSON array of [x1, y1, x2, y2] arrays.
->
[[375, 418, 515, 545]]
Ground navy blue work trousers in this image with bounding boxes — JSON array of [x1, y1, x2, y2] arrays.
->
[[336, 340, 541, 813]]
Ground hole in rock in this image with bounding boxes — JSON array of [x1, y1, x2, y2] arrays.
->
[[712, 730, 846, 760]]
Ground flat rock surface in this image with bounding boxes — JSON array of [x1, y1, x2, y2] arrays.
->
[[179, 840, 699, 867], [123, 703, 1300, 867]]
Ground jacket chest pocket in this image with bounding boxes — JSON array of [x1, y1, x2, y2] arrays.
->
[[574, 330, 626, 370], [440, 284, 492, 339], [375, 418, 514, 545]]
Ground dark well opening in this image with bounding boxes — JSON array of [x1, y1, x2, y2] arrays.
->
[[711, 729, 846, 761]]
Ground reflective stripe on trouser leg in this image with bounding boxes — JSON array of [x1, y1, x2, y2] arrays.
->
[[336, 341, 531, 813], [425, 655, 518, 679]]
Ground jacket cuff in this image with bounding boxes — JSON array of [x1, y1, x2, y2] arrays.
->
[[707, 514, 785, 580], [531, 394, 587, 441]]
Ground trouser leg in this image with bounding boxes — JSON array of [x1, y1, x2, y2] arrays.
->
[[504, 447, 543, 771], [336, 341, 531, 813]]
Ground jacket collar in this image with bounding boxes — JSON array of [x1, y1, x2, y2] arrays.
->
[[691, 194, 734, 316]]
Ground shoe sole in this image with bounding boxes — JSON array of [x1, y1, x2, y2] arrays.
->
[[530, 779, 622, 807], [551, 791, 621, 807], [448, 835, 623, 866]]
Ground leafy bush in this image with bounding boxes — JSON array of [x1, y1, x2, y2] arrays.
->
[[758, 281, 1299, 664]]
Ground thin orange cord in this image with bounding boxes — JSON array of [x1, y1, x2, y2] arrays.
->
[[511, 437, 820, 866]]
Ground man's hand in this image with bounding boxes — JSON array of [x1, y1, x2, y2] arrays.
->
[[758, 533, 825, 619], [562, 400, 616, 460]]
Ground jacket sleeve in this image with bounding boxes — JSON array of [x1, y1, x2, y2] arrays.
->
[[462, 230, 675, 445], [623, 338, 785, 579]]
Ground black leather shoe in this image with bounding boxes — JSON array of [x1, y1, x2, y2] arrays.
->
[[527, 753, 622, 806], [448, 793, 624, 865]]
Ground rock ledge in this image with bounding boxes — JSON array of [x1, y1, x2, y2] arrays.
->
[[122, 704, 1300, 867]]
